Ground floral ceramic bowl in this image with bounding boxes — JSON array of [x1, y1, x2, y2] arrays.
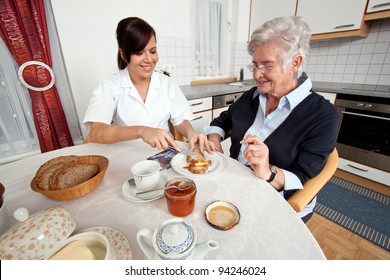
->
[[0, 206, 76, 260]]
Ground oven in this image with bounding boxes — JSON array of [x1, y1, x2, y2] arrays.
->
[[335, 93, 390, 173]]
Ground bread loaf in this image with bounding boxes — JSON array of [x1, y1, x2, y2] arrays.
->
[[54, 163, 99, 190], [36, 158, 78, 190], [34, 155, 99, 191]]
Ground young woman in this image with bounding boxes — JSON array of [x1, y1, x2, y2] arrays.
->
[[83, 17, 215, 152]]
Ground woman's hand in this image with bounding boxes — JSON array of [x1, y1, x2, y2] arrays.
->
[[207, 133, 223, 153], [140, 127, 179, 150], [241, 134, 272, 180], [188, 133, 217, 154]]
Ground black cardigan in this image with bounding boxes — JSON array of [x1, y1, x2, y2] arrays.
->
[[210, 87, 340, 198]]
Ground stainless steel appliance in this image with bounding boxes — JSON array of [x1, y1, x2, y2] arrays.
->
[[212, 92, 244, 109], [335, 93, 390, 173]]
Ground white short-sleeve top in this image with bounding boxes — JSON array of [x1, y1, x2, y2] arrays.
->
[[83, 69, 194, 133]]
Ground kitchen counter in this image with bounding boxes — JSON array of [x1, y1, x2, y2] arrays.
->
[[312, 82, 390, 99], [180, 80, 256, 100], [180, 80, 390, 100]]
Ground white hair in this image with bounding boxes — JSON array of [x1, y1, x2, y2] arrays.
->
[[247, 16, 311, 77]]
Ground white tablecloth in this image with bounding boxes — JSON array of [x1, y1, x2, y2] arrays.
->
[[0, 139, 325, 260]]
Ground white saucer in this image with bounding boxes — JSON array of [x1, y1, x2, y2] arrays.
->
[[78, 226, 132, 260], [121, 173, 169, 203]]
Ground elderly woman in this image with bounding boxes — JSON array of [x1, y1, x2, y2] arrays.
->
[[206, 16, 339, 222]]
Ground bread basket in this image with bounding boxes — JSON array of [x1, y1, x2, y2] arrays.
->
[[31, 155, 109, 201]]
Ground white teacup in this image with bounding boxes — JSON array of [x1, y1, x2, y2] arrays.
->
[[131, 160, 161, 192]]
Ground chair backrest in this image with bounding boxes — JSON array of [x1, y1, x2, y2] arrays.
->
[[287, 148, 339, 213], [84, 133, 92, 144]]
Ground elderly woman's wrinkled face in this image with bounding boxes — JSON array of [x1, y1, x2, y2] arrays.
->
[[251, 41, 299, 96]]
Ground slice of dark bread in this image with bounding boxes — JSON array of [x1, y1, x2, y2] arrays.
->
[[35, 156, 78, 190], [54, 163, 99, 190], [35, 155, 78, 177]]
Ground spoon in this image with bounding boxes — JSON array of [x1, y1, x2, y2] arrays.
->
[[135, 179, 193, 195]]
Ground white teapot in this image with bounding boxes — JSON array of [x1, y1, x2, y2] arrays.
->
[[137, 218, 218, 260]]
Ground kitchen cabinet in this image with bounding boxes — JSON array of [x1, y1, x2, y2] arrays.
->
[[188, 97, 212, 134], [213, 107, 228, 120], [338, 158, 390, 186], [317, 91, 337, 104], [364, 0, 390, 20], [296, 0, 370, 40], [249, 0, 296, 37]]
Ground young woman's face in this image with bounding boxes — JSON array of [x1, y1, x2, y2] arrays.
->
[[251, 41, 298, 96], [128, 36, 159, 81]]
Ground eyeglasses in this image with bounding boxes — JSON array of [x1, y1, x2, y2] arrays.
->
[[247, 63, 279, 73]]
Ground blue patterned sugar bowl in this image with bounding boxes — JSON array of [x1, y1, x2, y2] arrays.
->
[[137, 218, 219, 260]]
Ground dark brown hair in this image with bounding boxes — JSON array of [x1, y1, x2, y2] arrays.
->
[[116, 17, 156, 70]]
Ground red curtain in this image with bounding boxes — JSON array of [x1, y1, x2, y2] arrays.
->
[[0, 0, 73, 152]]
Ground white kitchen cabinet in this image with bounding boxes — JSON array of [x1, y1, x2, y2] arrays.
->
[[249, 0, 296, 37], [365, 0, 390, 20], [338, 158, 390, 186], [296, 0, 368, 39], [366, 0, 390, 13], [190, 110, 212, 134], [188, 97, 212, 113], [212, 107, 228, 120], [188, 97, 212, 134], [317, 91, 337, 104]]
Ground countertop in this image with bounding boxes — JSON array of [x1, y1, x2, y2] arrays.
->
[[180, 80, 390, 100]]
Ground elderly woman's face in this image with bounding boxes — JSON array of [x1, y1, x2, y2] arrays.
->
[[251, 41, 297, 96]]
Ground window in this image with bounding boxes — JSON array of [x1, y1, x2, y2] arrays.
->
[[0, 39, 39, 163], [193, 0, 229, 77]]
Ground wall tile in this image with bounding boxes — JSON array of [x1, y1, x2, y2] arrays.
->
[[307, 18, 390, 86], [159, 19, 390, 86]]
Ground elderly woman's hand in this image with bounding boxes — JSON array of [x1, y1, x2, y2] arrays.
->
[[241, 134, 271, 180], [188, 133, 217, 154]]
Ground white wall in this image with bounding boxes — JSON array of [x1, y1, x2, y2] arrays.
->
[[50, 0, 192, 136]]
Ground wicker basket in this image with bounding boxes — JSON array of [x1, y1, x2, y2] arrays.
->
[[31, 155, 109, 201]]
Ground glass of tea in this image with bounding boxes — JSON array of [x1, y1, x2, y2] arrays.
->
[[164, 177, 196, 217]]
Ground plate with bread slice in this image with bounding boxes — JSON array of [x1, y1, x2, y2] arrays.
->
[[170, 148, 226, 177]]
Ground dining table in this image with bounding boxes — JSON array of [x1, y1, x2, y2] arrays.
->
[[0, 139, 325, 260]]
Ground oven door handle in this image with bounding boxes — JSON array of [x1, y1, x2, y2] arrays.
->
[[340, 111, 390, 121]]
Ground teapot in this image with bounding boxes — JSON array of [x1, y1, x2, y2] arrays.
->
[[137, 218, 218, 260]]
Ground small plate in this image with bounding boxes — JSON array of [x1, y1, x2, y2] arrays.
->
[[205, 201, 240, 230], [170, 152, 226, 178], [78, 226, 132, 260], [121, 173, 169, 203]]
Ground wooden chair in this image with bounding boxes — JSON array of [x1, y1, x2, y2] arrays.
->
[[287, 148, 339, 213], [84, 133, 92, 144]]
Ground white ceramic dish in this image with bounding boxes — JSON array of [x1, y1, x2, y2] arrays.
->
[[0, 207, 76, 260], [121, 173, 169, 203], [45, 231, 116, 260], [205, 200, 240, 230], [79, 226, 132, 260], [170, 152, 226, 178]]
